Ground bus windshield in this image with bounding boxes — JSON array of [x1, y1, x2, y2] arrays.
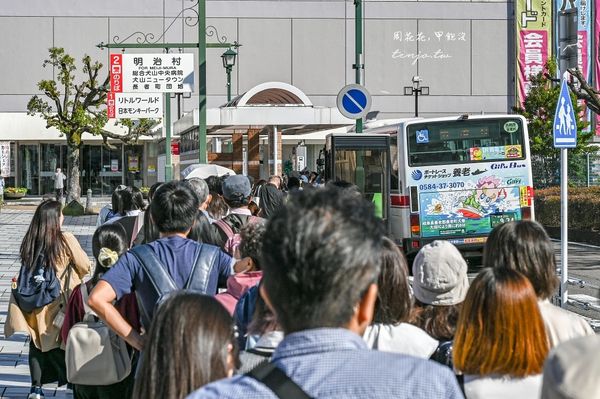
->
[[407, 118, 526, 166]]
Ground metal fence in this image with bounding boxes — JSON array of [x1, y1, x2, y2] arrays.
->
[[533, 152, 600, 188]]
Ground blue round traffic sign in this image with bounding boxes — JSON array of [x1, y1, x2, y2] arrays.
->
[[337, 84, 372, 119]]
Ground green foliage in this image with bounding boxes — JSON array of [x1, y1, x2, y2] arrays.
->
[[27, 47, 110, 147], [535, 187, 600, 229], [26, 48, 158, 201], [513, 60, 597, 188], [4, 187, 28, 194]]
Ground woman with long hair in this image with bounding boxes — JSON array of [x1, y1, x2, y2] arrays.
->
[[453, 267, 549, 398], [364, 237, 439, 358], [5, 200, 90, 399], [60, 223, 140, 399], [133, 293, 239, 399], [484, 220, 593, 347]]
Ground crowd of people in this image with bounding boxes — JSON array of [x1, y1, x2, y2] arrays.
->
[[4, 172, 600, 399]]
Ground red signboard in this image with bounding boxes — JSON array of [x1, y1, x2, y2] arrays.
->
[[109, 54, 123, 93], [171, 143, 180, 155], [107, 92, 116, 118]]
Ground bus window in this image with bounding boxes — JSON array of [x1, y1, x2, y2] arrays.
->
[[390, 137, 399, 191], [334, 148, 388, 218], [407, 118, 525, 167]]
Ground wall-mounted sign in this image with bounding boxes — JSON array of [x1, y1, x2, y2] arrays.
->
[[128, 155, 140, 172], [111, 159, 119, 172], [110, 53, 194, 93], [0, 142, 10, 176], [108, 92, 163, 119]]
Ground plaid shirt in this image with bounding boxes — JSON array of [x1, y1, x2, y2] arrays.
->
[[187, 328, 464, 399]]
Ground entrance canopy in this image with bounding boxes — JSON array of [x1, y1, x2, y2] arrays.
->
[[174, 82, 353, 136]]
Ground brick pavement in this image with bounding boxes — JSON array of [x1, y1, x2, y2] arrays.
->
[[0, 209, 96, 399]]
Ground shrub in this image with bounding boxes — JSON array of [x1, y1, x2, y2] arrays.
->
[[4, 187, 28, 194], [535, 187, 600, 230]]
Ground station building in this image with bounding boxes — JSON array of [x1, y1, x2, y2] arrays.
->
[[0, 0, 517, 195]]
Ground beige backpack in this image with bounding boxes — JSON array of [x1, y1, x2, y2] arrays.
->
[[65, 283, 132, 385]]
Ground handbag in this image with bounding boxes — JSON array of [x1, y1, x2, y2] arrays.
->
[[12, 253, 61, 313], [52, 264, 73, 329], [65, 283, 133, 385]]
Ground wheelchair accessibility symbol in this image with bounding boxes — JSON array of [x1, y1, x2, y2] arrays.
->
[[416, 129, 429, 144]]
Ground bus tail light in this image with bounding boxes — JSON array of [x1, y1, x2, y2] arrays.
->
[[520, 186, 534, 207], [410, 213, 420, 236], [521, 206, 532, 220], [410, 186, 419, 212]]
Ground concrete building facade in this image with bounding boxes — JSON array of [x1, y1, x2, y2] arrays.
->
[[0, 0, 515, 193]]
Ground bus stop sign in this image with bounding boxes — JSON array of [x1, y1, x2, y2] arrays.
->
[[337, 84, 372, 120], [553, 78, 577, 148]]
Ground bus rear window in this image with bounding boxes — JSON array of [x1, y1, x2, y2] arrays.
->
[[407, 118, 525, 166]]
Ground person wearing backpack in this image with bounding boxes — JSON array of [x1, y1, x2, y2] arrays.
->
[[211, 175, 265, 256], [5, 200, 90, 399], [187, 186, 463, 399], [60, 223, 140, 399], [88, 181, 249, 352]]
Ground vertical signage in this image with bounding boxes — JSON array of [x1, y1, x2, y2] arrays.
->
[[109, 54, 123, 93], [516, 0, 553, 104], [107, 92, 116, 119], [0, 142, 10, 176]]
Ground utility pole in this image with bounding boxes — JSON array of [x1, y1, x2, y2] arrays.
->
[[354, 0, 364, 133], [97, 0, 241, 174], [198, 0, 207, 163], [164, 93, 172, 181]]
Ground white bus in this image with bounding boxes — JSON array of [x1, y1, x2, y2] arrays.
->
[[325, 114, 534, 260]]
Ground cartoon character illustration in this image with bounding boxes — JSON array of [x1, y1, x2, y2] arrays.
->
[[459, 176, 507, 219], [470, 147, 483, 161]]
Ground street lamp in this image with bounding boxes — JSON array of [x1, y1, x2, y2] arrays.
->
[[404, 76, 429, 117], [221, 48, 237, 102]]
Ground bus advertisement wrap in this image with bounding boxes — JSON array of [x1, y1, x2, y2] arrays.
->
[[409, 161, 531, 238]]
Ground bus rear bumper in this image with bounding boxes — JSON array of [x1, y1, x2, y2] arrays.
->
[[403, 236, 487, 267]]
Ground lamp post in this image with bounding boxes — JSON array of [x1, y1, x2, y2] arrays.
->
[[221, 48, 237, 102], [404, 76, 429, 117]]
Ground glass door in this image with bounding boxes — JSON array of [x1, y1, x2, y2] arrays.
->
[[40, 144, 67, 195], [101, 144, 123, 195], [124, 144, 144, 188], [19, 145, 39, 195], [81, 145, 103, 196]]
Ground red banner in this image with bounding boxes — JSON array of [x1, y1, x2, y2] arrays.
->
[[109, 54, 123, 93], [518, 30, 549, 103], [107, 92, 115, 119]]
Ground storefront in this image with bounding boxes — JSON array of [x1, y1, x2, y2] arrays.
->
[[0, 114, 157, 196]]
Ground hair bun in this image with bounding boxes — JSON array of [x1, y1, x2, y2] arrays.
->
[[98, 247, 119, 268]]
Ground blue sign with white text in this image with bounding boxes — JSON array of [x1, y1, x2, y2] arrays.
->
[[553, 78, 577, 148]]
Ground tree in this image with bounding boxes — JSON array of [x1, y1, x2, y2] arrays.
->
[[567, 68, 600, 116], [27, 47, 157, 203], [513, 60, 596, 188]]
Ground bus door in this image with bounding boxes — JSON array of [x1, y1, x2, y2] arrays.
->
[[325, 134, 391, 232]]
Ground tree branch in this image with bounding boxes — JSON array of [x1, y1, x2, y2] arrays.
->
[[568, 68, 600, 115]]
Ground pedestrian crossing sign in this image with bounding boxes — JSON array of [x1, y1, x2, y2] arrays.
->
[[553, 77, 577, 148]]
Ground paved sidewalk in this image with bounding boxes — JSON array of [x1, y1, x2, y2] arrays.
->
[[0, 209, 96, 399]]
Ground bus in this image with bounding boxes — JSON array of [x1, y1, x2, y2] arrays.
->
[[324, 114, 534, 261]]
